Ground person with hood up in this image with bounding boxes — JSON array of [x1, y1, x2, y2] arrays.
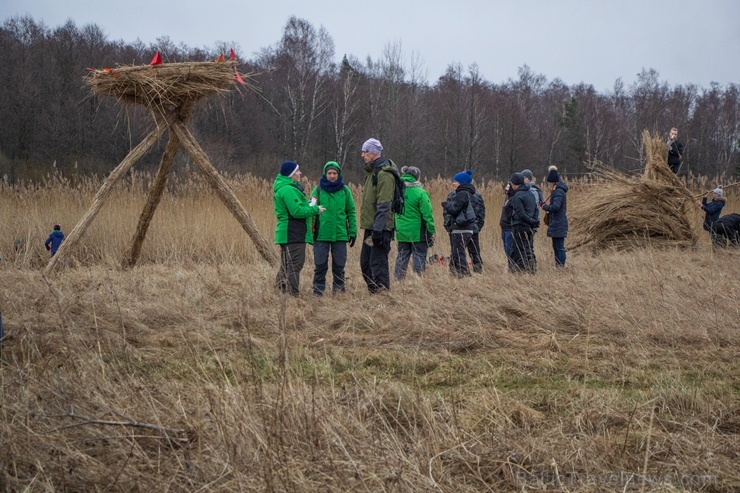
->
[[273, 160, 325, 296], [44, 224, 64, 256], [309, 161, 357, 295], [359, 138, 399, 293], [541, 166, 569, 269], [442, 170, 477, 276], [394, 166, 435, 280], [509, 173, 539, 273], [695, 187, 726, 243]]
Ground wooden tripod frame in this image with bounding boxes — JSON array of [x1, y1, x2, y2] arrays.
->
[[44, 62, 278, 274]]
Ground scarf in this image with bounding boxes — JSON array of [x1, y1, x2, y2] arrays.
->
[[319, 175, 345, 193]]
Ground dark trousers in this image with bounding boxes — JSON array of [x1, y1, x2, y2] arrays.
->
[[511, 226, 535, 273], [360, 229, 391, 293], [552, 236, 566, 267], [394, 241, 428, 280], [467, 232, 483, 272], [450, 231, 473, 276], [276, 243, 306, 296], [313, 241, 348, 295]]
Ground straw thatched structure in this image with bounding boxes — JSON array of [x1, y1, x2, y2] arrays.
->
[[45, 58, 278, 275], [86, 61, 238, 113], [568, 131, 699, 251]]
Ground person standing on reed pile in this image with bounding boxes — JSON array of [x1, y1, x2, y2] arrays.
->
[[541, 166, 569, 269], [273, 161, 326, 297], [442, 170, 478, 276], [667, 127, 685, 174], [394, 166, 435, 280], [710, 213, 740, 248], [359, 138, 398, 293], [521, 169, 543, 271], [309, 161, 357, 296], [695, 187, 726, 242], [509, 173, 539, 273], [44, 224, 64, 257]]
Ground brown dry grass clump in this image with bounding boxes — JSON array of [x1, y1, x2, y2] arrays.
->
[[86, 60, 241, 110], [1, 170, 739, 491], [569, 131, 699, 251]]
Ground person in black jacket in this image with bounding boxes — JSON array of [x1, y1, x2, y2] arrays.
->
[[442, 171, 477, 276], [667, 127, 684, 174], [509, 173, 539, 273], [710, 213, 740, 247], [541, 166, 569, 269], [695, 187, 726, 243], [499, 182, 515, 270]]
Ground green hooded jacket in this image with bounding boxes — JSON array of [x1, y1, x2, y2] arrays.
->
[[360, 157, 397, 231], [309, 162, 358, 242], [273, 174, 320, 244], [395, 173, 436, 243]]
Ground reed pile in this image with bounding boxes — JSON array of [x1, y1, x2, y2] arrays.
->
[[85, 61, 240, 110], [569, 131, 699, 251]]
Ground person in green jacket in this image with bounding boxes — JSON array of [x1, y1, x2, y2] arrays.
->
[[359, 138, 398, 293], [394, 166, 435, 280], [273, 160, 325, 296], [309, 161, 357, 295]]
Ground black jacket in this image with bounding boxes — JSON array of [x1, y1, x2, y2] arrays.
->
[[510, 183, 539, 229], [442, 183, 477, 231], [668, 139, 684, 168]]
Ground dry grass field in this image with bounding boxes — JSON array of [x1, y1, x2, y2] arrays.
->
[[1, 172, 739, 492]]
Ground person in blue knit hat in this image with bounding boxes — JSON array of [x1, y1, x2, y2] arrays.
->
[[273, 160, 325, 296], [442, 170, 477, 276], [443, 170, 485, 273]]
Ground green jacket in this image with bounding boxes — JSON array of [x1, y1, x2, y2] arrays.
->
[[395, 173, 436, 243], [309, 162, 358, 242], [273, 174, 320, 244], [360, 158, 397, 231]]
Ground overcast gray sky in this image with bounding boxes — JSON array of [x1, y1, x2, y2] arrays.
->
[[3, 0, 739, 92]]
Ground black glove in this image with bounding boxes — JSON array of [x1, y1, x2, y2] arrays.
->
[[348, 236, 356, 248], [371, 230, 384, 248]]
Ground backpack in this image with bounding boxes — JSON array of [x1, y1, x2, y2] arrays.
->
[[470, 191, 486, 229], [372, 162, 405, 215], [455, 192, 476, 227]]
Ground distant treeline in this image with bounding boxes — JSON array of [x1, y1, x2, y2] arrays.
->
[[0, 15, 738, 184]]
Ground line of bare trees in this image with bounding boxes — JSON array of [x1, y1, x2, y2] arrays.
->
[[1, 15, 738, 184]]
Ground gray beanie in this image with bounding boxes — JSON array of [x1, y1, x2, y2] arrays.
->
[[521, 169, 534, 181], [401, 166, 421, 180]]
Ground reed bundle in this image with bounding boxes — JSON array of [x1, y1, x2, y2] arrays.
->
[[569, 131, 698, 251]]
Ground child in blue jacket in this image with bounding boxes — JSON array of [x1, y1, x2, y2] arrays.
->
[[44, 224, 65, 256]]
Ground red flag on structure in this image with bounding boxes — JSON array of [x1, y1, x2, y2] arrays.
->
[[150, 52, 162, 65], [216, 53, 225, 63], [229, 48, 236, 61], [234, 69, 245, 84]]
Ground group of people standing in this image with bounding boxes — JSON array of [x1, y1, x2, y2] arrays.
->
[[273, 137, 570, 297], [499, 167, 569, 274]]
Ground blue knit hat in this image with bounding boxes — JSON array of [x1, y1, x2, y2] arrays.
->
[[280, 160, 299, 177], [453, 169, 473, 185], [546, 165, 560, 183]]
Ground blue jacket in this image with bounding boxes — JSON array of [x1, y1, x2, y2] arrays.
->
[[701, 197, 726, 231], [543, 182, 569, 238], [45, 230, 65, 254]]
